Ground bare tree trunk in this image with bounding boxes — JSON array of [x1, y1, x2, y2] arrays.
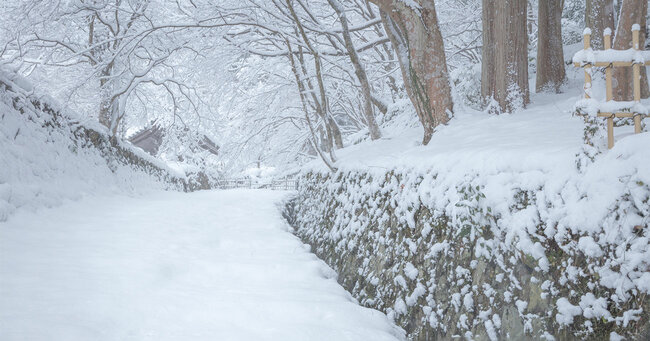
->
[[89, 13, 118, 132], [327, 116, 344, 149], [585, 0, 615, 49], [481, 0, 496, 105], [371, 95, 388, 115], [496, 0, 529, 112], [363, 0, 401, 102], [89, 16, 113, 130], [98, 92, 111, 129], [286, 39, 337, 171], [296, 46, 339, 157], [287, 1, 344, 150], [612, 0, 649, 100], [372, 0, 453, 145], [328, 0, 381, 140], [98, 67, 114, 129], [482, 0, 530, 113], [536, 0, 566, 93]]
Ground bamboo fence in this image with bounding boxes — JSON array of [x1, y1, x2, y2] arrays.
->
[[573, 24, 649, 148]]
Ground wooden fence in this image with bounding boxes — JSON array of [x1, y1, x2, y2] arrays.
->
[[217, 178, 253, 189], [573, 24, 649, 148], [215, 178, 297, 191], [268, 178, 298, 191]]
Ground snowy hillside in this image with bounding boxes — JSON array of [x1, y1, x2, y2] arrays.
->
[[0, 71, 184, 221]]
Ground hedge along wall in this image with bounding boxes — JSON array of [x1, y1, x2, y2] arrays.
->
[[287, 167, 650, 340]]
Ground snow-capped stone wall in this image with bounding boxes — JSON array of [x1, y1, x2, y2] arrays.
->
[[287, 167, 650, 340]]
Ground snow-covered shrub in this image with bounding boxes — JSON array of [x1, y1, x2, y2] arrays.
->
[[574, 98, 648, 172], [375, 99, 420, 137], [157, 124, 222, 185], [450, 64, 483, 110], [561, 0, 586, 46]]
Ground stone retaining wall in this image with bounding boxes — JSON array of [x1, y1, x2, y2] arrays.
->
[[286, 171, 650, 340]]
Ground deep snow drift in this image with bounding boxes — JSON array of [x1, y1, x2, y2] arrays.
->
[[0, 189, 404, 341]]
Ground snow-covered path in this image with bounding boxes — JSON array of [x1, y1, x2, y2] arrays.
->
[[0, 190, 403, 341]]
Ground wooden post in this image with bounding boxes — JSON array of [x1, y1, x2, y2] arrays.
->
[[604, 28, 613, 101], [606, 115, 614, 148], [632, 25, 642, 134], [604, 28, 615, 148], [583, 29, 592, 99]]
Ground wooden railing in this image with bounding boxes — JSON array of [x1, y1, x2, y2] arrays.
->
[[268, 178, 298, 191], [215, 178, 297, 190], [573, 24, 649, 149], [217, 178, 254, 189]]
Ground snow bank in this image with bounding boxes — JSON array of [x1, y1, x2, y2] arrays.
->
[[0, 70, 185, 221]]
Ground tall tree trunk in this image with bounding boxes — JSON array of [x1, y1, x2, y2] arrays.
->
[[585, 0, 615, 50], [98, 66, 114, 130], [481, 0, 496, 106], [89, 14, 119, 132], [287, 2, 343, 150], [89, 15, 112, 130], [363, 0, 401, 102], [612, 0, 649, 100], [328, 0, 381, 140], [536, 0, 566, 93], [286, 39, 337, 171], [327, 116, 344, 149], [372, 0, 453, 145], [482, 0, 530, 113]]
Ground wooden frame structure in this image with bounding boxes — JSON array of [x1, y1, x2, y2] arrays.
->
[[573, 25, 649, 149]]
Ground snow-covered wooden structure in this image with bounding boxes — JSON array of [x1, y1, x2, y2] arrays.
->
[[573, 24, 649, 149], [128, 125, 164, 155], [128, 124, 220, 156]]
